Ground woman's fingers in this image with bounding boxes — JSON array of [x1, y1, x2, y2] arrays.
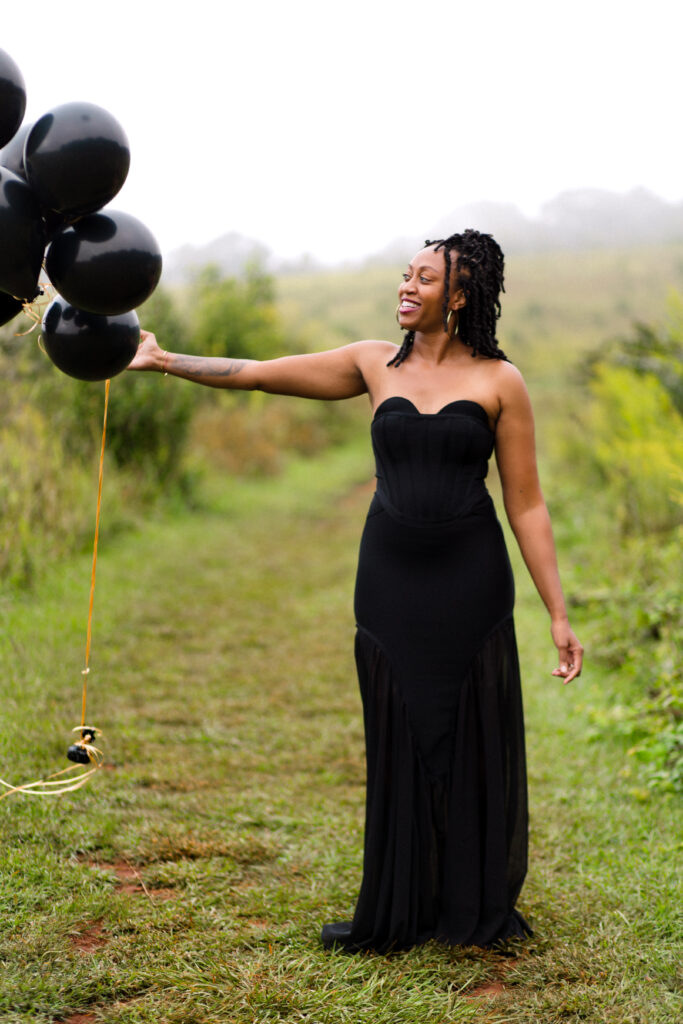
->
[[127, 329, 162, 371], [551, 629, 584, 685]]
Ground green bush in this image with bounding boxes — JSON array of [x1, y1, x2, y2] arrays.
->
[[66, 286, 198, 488], [189, 261, 296, 360], [576, 530, 682, 793], [0, 401, 89, 585], [0, 286, 198, 584], [564, 306, 683, 791], [585, 364, 682, 533], [180, 262, 365, 475], [594, 292, 683, 415], [569, 293, 683, 534]]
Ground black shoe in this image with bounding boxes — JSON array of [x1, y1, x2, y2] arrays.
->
[[321, 921, 356, 951]]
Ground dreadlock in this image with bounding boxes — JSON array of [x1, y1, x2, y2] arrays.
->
[[388, 228, 507, 367]]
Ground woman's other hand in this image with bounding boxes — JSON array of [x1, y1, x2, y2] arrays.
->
[[551, 619, 583, 685], [128, 329, 165, 372]]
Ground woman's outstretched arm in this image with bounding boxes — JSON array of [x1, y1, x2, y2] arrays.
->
[[494, 362, 584, 685], [128, 330, 388, 401]]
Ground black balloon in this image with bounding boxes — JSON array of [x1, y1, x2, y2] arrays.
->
[[41, 298, 140, 381], [0, 121, 30, 178], [0, 49, 26, 149], [0, 166, 46, 300], [42, 207, 78, 244], [0, 124, 80, 241], [46, 210, 162, 315], [25, 102, 130, 218], [0, 290, 24, 326]]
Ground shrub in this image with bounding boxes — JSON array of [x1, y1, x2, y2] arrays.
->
[[577, 531, 683, 793], [189, 261, 295, 361], [585, 364, 682, 533], [66, 286, 198, 487], [566, 305, 683, 790]]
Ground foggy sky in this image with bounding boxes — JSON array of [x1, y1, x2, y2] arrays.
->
[[3, 0, 680, 262]]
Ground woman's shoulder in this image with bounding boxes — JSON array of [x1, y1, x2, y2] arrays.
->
[[352, 338, 398, 353], [347, 338, 399, 365], [468, 355, 531, 422], [482, 357, 534, 422], [480, 354, 528, 393]]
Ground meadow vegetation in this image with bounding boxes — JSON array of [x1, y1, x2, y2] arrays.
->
[[0, 242, 681, 1020]]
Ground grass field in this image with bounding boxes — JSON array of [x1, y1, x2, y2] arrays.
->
[[0, 438, 680, 1023]]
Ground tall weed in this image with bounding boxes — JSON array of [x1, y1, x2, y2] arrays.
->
[[573, 530, 683, 793], [561, 308, 683, 790], [0, 400, 102, 585], [189, 392, 366, 477]]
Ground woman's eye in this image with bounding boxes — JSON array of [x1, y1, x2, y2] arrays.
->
[[402, 273, 410, 281]]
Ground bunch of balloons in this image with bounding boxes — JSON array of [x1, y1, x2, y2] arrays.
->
[[0, 47, 161, 380]]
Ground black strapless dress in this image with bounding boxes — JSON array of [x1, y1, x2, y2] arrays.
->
[[328, 396, 531, 953]]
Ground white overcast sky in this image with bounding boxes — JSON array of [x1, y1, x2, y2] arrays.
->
[[3, 0, 680, 262]]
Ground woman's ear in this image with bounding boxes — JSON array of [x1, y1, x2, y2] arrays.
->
[[450, 287, 466, 312]]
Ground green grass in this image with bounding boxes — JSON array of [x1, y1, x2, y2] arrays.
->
[[0, 441, 681, 1023]]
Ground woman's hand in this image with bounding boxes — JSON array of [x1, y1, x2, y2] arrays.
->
[[550, 618, 583, 685], [127, 329, 165, 372]]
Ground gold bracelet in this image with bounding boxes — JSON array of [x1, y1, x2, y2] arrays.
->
[[162, 350, 169, 376]]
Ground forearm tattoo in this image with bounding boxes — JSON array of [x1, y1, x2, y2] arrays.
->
[[173, 354, 247, 381]]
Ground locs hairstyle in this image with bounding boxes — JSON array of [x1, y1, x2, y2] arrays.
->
[[388, 228, 507, 367]]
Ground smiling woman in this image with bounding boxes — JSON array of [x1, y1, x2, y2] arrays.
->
[[392, 230, 506, 367], [128, 226, 582, 953]]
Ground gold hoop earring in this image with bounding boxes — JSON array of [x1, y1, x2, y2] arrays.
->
[[446, 310, 457, 335]]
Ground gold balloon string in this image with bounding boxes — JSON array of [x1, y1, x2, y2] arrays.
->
[[16, 283, 54, 337], [0, 738, 104, 801], [81, 378, 110, 728], [16, 316, 40, 336], [0, 381, 111, 801]]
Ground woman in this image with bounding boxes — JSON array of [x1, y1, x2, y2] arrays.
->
[[129, 229, 583, 953]]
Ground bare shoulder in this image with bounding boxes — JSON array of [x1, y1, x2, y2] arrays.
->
[[491, 359, 532, 409], [358, 339, 401, 394], [347, 338, 398, 377], [460, 356, 531, 425], [350, 338, 398, 361], [489, 357, 526, 387]]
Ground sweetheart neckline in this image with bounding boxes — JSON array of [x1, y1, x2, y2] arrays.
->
[[373, 396, 493, 430]]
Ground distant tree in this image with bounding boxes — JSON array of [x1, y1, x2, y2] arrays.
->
[[189, 261, 293, 361]]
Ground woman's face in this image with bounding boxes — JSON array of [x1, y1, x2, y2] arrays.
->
[[397, 246, 462, 333]]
